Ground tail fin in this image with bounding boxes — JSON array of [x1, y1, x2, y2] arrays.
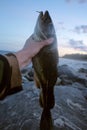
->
[[40, 109, 53, 130]]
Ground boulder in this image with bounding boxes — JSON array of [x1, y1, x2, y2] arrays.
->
[[0, 81, 87, 130], [78, 68, 87, 73], [58, 65, 77, 81]]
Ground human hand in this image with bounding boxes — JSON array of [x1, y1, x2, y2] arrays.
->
[[15, 35, 53, 69], [23, 35, 54, 58]]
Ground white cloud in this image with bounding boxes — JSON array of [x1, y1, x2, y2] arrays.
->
[[75, 25, 87, 34], [68, 39, 87, 52]]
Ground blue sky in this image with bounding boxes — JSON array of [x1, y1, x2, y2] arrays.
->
[[0, 0, 87, 56]]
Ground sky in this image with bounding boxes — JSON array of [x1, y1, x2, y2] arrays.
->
[[0, 0, 87, 56]]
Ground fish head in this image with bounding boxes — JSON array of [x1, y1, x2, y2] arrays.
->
[[34, 10, 56, 40]]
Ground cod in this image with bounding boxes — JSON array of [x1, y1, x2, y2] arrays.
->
[[32, 11, 58, 130], [32, 10, 58, 110]]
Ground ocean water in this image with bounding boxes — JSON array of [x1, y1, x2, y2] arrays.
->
[[0, 50, 11, 55], [59, 58, 87, 71], [0, 50, 87, 71]]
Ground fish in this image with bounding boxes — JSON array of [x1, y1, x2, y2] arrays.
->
[[40, 109, 53, 130], [32, 10, 58, 130], [32, 10, 58, 109]]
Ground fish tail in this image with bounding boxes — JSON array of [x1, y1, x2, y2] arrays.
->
[[40, 108, 53, 130]]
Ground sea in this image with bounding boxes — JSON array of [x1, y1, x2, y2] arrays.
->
[[0, 50, 87, 71], [0, 50, 12, 55]]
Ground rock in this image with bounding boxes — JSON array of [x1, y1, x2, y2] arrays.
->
[[82, 88, 87, 100], [76, 77, 87, 87], [0, 81, 87, 130], [57, 65, 77, 85], [76, 72, 87, 87], [0, 56, 87, 129], [59, 74, 73, 85], [53, 85, 87, 130], [21, 119, 39, 130], [78, 68, 87, 73], [58, 65, 87, 87], [56, 78, 62, 85], [58, 65, 77, 81], [21, 66, 34, 81], [72, 82, 85, 90]]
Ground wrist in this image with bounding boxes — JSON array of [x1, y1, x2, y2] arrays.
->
[[15, 49, 31, 69]]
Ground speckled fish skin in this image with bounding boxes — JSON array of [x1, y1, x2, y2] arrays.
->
[[32, 10, 58, 109]]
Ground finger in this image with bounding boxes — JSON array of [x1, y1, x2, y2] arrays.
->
[[41, 37, 54, 45], [45, 37, 54, 44]]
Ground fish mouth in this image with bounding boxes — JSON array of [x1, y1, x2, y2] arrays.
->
[[39, 10, 52, 23]]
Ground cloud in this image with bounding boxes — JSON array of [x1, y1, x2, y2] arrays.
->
[[65, 0, 71, 3], [74, 25, 87, 34], [65, 0, 87, 3], [79, 0, 87, 3], [68, 39, 87, 52]]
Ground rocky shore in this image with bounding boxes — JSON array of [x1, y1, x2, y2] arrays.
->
[[0, 58, 87, 130]]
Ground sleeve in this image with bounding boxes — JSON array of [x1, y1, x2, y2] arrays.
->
[[0, 53, 22, 100]]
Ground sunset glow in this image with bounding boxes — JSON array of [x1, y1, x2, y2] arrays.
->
[[0, 0, 87, 56]]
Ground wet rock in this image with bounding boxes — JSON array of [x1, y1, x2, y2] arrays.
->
[[82, 88, 87, 100], [58, 65, 77, 81], [53, 85, 87, 130], [21, 66, 34, 81], [56, 78, 62, 85], [58, 65, 87, 87], [21, 119, 39, 130], [71, 82, 85, 90], [0, 59, 85, 130], [59, 75, 73, 85], [0, 81, 87, 130], [76, 72, 87, 87], [78, 68, 87, 73]]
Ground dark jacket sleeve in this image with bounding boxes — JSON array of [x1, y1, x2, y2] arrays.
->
[[0, 53, 22, 100]]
